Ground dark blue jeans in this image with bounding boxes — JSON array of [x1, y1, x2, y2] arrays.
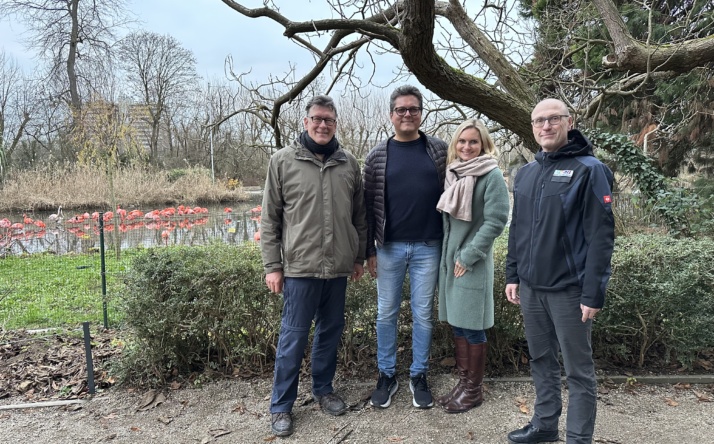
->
[[452, 326, 487, 344], [270, 276, 347, 413]]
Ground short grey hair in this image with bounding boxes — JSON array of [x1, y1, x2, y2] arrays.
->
[[389, 85, 423, 112], [305, 95, 338, 117]]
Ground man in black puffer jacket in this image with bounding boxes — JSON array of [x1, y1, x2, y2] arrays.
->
[[363, 85, 447, 410], [505, 99, 615, 444]]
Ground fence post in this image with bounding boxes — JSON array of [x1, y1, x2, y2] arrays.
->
[[99, 213, 108, 329], [82, 321, 96, 395]]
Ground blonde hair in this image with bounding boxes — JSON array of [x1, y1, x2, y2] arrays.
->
[[446, 119, 498, 164]]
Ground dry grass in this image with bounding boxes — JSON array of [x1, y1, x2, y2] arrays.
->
[[0, 165, 247, 212]]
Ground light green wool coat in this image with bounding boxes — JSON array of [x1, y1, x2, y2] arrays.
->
[[438, 167, 510, 330]]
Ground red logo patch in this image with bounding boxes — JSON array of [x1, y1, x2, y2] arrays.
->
[[603, 195, 612, 203]]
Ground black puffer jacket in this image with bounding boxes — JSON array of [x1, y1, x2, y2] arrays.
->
[[363, 131, 448, 257]]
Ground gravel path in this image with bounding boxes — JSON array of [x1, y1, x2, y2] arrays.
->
[[1, 374, 713, 443]]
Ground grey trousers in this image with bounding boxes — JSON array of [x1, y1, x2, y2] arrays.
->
[[520, 283, 597, 444]]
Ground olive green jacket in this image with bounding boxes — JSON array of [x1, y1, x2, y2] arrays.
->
[[261, 140, 367, 278], [437, 167, 510, 330]]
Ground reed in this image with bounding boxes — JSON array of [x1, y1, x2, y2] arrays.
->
[[0, 165, 247, 212]]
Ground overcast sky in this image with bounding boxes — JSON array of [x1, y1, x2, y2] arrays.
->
[[0, 0, 403, 87]]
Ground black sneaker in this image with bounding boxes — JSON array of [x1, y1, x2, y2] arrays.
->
[[409, 373, 434, 409], [270, 412, 293, 437], [370, 372, 399, 408], [314, 392, 348, 416]]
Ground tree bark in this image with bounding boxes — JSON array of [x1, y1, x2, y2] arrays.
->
[[592, 0, 714, 73]]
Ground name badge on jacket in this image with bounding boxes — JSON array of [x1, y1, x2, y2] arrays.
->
[[552, 169, 573, 183]]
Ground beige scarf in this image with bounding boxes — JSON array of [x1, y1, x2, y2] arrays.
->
[[436, 156, 499, 221]]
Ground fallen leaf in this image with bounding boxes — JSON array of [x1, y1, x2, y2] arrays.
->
[[693, 390, 712, 402], [102, 433, 117, 441], [130, 426, 141, 432], [674, 383, 691, 390], [387, 437, 405, 442], [263, 436, 277, 442], [137, 390, 157, 410], [158, 416, 173, 424], [519, 404, 530, 414], [466, 430, 475, 440], [170, 381, 182, 390], [232, 403, 247, 414], [664, 397, 679, 407], [102, 413, 118, 420]]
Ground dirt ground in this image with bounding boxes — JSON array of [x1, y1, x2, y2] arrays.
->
[[2, 330, 714, 443], [2, 374, 714, 444]]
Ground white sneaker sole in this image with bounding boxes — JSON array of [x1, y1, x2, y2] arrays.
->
[[409, 381, 434, 408], [370, 380, 399, 408]]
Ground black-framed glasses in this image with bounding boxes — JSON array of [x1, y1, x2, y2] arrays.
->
[[392, 107, 423, 116], [531, 115, 569, 128], [307, 116, 337, 126]]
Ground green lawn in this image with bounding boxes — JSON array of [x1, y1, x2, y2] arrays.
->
[[0, 251, 137, 329]]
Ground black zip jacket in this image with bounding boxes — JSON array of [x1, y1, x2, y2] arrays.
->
[[505, 130, 615, 308]]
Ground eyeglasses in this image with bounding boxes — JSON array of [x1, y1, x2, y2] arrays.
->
[[307, 116, 337, 126], [531, 115, 570, 128], [392, 107, 423, 116]]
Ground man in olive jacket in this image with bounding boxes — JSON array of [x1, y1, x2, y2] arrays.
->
[[261, 95, 367, 437]]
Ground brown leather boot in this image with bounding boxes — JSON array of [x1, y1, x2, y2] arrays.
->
[[436, 335, 469, 406], [443, 342, 486, 413]]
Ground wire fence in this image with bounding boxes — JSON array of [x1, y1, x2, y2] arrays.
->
[[0, 202, 262, 331], [0, 193, 659, 331]]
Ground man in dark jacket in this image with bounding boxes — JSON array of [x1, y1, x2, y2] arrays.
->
[[363, 85, 447, 410], [261, 95, 367, 437], [505, 99, 615, 444]]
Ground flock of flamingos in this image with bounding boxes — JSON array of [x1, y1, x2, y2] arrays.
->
[[0, 204, 263, 248]]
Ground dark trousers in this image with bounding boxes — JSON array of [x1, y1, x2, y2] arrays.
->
[[270, 276, 347, 413], [520, 283, 597, 444]]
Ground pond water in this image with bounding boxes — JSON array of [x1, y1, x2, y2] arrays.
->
[[0, 199, 263, 257]]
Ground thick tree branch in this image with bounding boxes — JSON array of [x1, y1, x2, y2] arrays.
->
[[592, 0, 714, 73], [399, 0, 535, 148], [437, 0, 534, 104]]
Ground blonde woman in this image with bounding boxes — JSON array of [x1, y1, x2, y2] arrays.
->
[[435, 119, 510, 413]]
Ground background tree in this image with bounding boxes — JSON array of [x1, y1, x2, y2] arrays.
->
[[0, 0, 131, 114], [118, 31, 200, 165]]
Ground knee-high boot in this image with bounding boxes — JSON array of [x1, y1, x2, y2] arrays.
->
[[443, 342, 486, 413], [436, 335, 469, 406]]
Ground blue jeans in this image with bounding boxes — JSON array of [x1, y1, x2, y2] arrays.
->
[[376, 240, 441, 377], [452, 326, 487, 344], [270, 277, 347, 413]]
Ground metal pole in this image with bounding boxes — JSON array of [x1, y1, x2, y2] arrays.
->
[[82, 322, 96, 395], [99, 212, 108, 329], [210, 126, 215, 184]]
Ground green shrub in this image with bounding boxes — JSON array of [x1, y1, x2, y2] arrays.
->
[[117, 242, 281, 385], [596, 234, 714, 369], [115, 232, 714, 386]]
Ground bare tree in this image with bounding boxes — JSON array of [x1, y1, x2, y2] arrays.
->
[[0, 51, 37, 179], [118, 31, 200, 164], [0, 0, 131, 113], [218, 0, 714, 152]]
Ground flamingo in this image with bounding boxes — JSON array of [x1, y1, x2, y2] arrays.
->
[[116, 206, 127, 221], [0, 218, 11, 229], [224, 207, 233, 213], [23, 213, 34, 225], [34, 220, 46, 229], [49, 206, 63, 223]]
